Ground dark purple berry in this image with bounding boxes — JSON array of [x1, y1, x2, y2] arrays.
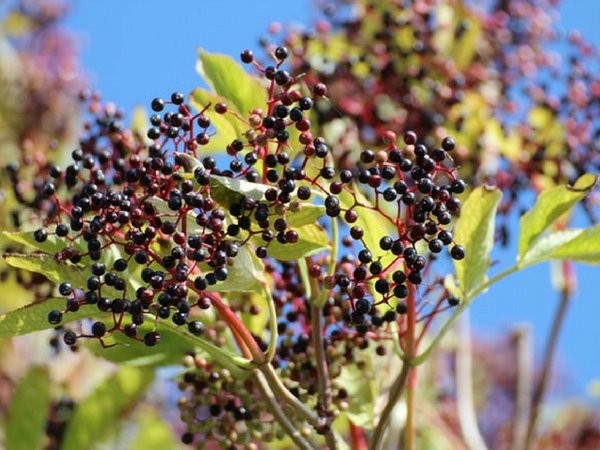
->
[[48, 310, 62, 325]]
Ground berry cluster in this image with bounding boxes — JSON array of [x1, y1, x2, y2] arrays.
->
[[178, 354, 269, 448], [265, 0, 599, 225], [7, 42, 466, 447]]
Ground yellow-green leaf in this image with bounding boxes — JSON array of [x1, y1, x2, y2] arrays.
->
[[61, 367, 155, 450], [190, 88, 243, 152], [545, 223, 600, 263], [130, 409, 182, 450], [6, 367, 51, 450], [454, 186, 502, 297], [337, 362, 375, 430], [207, 245, 266, 293], [0, 300, 106, 338], [265, 223, 329, 261], [518, 174, 597, 260], [197, 49, 267, 116], [4, 253, 86, 285]]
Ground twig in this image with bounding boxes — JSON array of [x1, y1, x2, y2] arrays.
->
[[369, 360, 411, 450], [455, 311, 488, 450], [510, 324, 533, 450], [523, 286, 572, 449], [258, 363, 322, 429], [254, 369, 317, 450], [311, 304, 338, 449]]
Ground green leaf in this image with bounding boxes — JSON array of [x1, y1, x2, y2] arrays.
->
[[88, 314, 250, 376], [130, 409, 182, 450], [264, 223, 329, 261], [286, 203, 326, 228], [518, 228, 583, 267], [3, 230, 66, 254], [210, 174, 270, 206], [131, 106, 150, 142], [3, 252, 128, 298], [545, 223, 600, 263], [197, 49, 267, 116], [86, 320, 197, 368], [4, 253, 87, 286], [0, 299, 106, 338], [207, 245, 266, 293], [518, 174, 597, 259], [236, 291, 269, 337], [190, 88, 243, 152], [338, 362, 375, 430], [61, 366, 155, 450], [339, 184, 396, 266], [6, 367, 51, 450], [454, 186, 502, 297]]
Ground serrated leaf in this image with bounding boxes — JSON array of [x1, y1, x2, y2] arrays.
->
[[518, 174, 597, 259], [0, 299, 106, 338], [3, 252, 128, 298], [87, 317, 249, 376], [190, 88, 242, 152], [61, 366, 154, 450], [454, 186, 502, 297], [265, 223, 329, 261], [197, 49, 267, 116], [6, 367, 51, 450]]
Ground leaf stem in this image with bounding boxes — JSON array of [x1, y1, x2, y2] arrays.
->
[[404, 283, 417, 450], [369, 360, 410, 450], [311, 303, 338, 449], [258, 363, 322, 429], [254, 369, 317, 450], [455, 311, 488, 450], [261, 282, 278, 363], [510, 324, 533, 450]]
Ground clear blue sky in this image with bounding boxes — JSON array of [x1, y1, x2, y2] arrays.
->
[[64, 1, 600, 396]]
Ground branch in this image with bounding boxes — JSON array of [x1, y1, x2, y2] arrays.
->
[[369, 360, 411, 450], [455, 311, 488, 450], [254, 369, 317, 450], [311, 304, 338, 449], [524, 286, 572, 449], [510, 324, 533, 450]]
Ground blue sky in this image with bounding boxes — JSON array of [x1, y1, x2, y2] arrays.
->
[[64, 1, 600, 395]]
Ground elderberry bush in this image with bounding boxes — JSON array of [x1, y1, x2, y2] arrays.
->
[[1, 2, 599, 449], [2, 40, 469, 446]]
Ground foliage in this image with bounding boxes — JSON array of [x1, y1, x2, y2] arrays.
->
[[0, 0, 598, 449]]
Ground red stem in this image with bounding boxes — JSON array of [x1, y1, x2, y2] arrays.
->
[[349, 420, 368, 450]]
